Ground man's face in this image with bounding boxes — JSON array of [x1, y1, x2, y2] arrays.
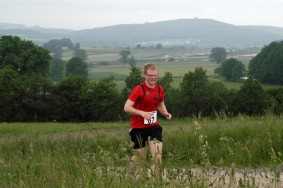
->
[[144, 69, 158, 86]]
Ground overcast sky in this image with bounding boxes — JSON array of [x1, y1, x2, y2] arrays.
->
[[1, 0, 282, 30]]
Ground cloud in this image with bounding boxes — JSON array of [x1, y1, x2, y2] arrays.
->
[[206, 7, 219, 13]]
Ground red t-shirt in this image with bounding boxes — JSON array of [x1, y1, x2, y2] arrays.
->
[[128, 82, 164, 128]]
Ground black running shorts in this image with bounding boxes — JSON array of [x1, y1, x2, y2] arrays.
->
[[129, 125, 163, 149]]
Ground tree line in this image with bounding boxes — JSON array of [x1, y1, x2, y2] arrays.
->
[[0, 36, 283, 122], [210, 42, 283, 84]]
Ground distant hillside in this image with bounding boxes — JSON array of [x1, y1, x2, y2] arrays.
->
[[0, 23, 74, 45], [1, 19, 283, 48], [0, 23, 26, 29]]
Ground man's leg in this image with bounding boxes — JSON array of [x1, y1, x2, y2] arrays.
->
[[149, 140, 162, 176], [131, 147, 147, 164], [130, 128, 147, 164]]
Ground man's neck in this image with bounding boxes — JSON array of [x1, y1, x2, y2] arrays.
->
[[144, 81, 155, 89]]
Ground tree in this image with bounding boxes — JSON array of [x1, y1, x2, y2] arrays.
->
[[74, 42, 80, 50], [55, 76, 88, 121], [80, 77, 121, 121], [234, 77, 271, 115], [124, 65, 144, 90], [163, 87, 182, 118], [0, 67, 24, 121], [209, 47, 227, 65], [220, 58, 245, 82], [43, 38, 74, 58], [43, 39, 63, 57], [65, 57, 88, 78], [180, 67, 209, 117], [0, 35, 51, 76], [74, 49, 87, 61], [179, 67, 230, 117], [60, 38, 74, 50], [128, 56, 136, 66], [121, 65, 144, 105], [21, 75, 55, 121], [157, 71, 175, 117], [158, 72, 173, 92], [266, 88, 283, 115], [49, 58, 65, 81], [156, 43, 162, 50], [136, 43, 141, 49], [119, 49, 131, 65], [249, 41, 283, 85], [181, 67, 208, 93], [200, 82, 229, 116]]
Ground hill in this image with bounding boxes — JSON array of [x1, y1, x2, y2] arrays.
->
[[1, 19, 283, 48]]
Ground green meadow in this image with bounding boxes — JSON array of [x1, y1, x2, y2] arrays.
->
[[1, 115, 283, 187]]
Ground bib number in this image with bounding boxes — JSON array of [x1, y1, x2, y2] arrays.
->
[[144, 111, 157, 125]]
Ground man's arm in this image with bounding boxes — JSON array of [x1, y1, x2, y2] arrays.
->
[[124, 99, 152, 120], [158, 101, 172, 120]]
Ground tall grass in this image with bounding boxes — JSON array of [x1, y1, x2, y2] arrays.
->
[[1, 115, 283, 187], [164, 115, 283, 167]]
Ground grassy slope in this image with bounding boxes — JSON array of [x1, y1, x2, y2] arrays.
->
[[1, 115, 283, 187]]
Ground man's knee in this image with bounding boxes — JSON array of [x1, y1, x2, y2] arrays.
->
[[131, 154, 140, 163], [153, 153, 162, 163], [131, 151, 146, 164]]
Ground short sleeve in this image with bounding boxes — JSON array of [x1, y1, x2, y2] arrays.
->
[[128, 85, 143, 102]]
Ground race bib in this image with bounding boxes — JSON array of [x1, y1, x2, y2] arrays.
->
[[144, 111, 157, 125]]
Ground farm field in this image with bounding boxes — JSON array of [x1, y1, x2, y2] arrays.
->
[[71, 48, 257, 90], [1, 115, 283, 187]]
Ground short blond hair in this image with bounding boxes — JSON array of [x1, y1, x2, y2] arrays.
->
[[143, 63, 158, 73]]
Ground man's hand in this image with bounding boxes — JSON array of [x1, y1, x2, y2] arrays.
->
[[165, 113, 172, 120], [141, 111, 152, 120]]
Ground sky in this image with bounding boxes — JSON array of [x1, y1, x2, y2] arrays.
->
[[1, 0, 283, 30]]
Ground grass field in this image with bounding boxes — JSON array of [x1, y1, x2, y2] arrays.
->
[[1, 115, 283, 187]]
